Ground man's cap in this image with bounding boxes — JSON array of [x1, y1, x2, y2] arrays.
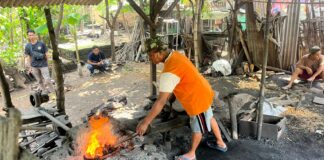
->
[[144, 37, 168, 54], [310, 46, 321, 54]]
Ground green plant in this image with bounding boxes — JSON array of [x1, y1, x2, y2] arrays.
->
[[144, 37, 168, 53], [0, 44, 21, 66]]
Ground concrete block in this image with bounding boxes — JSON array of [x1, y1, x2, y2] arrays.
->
[[239, 115, 286, 140]]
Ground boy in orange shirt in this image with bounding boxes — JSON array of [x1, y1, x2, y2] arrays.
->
[[136, 38, 227, 160]]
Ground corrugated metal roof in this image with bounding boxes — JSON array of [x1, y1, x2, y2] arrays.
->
[[0, 0, 102, 7]]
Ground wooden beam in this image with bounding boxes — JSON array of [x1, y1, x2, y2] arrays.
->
[[237, 27, 252, 64], [127, 0, 156, 29], [215, 115, 232, 142], [44, 8, 66, 114]]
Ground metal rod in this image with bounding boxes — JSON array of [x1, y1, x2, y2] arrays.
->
[[20, 126, 53, 131], [19, 131, 48, 138], [37, 109, 70, 131], [114, 133, 138, 147], [257, 0, 272, 141]]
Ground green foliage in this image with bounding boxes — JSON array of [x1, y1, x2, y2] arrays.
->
[[144, 36, 168, 53], [67, 13, 83, 25], [121, 3, 134, 13], [35, 24, 48, 35], [0, 8, 23, 66], [0, 44, 21, 66]]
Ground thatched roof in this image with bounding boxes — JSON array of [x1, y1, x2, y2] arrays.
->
[[0, 0, 102, 7]]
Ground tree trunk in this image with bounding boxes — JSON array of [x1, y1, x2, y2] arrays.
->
[[0, 63, 15, 113], [110, 27, 116, 61], [19, 15, 25, 70], [105, 0, 123, 62], [80, 6, 85, 33], [228, 0, 238, 59], [3, 67, 26, 89], [44, 8, 65, 114], [21, 9, 30, 30], [149, 0, 158, 97], [9, 8, 14, 46], [73, 25, 82, 76], [193, 0, 203, 69], [150, 27, 157, 96], [55, 3, 64, 41]]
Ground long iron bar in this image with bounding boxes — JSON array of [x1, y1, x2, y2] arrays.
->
[[37, 109, 70, 131], [257, 0, 272, 141]]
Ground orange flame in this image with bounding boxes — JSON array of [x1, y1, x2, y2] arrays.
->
[[81, 114, 118, 158]]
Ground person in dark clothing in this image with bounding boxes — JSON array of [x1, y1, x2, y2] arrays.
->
[[25, 29, 54, 93], [87, 46, 110, 75]]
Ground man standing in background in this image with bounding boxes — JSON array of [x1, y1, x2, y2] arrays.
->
[[25, 29, 54, 93]]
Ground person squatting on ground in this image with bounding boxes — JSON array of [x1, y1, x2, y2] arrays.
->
[[136, 37, 227, 160], [25, 29, 54, 93], [282, 46, 324, 90], [87, 46, 110, 76]]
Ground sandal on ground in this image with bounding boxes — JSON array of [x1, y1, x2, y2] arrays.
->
[[206, 140, 228, 152], [281, 85, 292, 90], [176, 154, 196, 160]]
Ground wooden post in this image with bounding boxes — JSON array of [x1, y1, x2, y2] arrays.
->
[[44, 8, 66, 114], [73, 24, 82, 77], [0, 63, 14, 114], [0, 108, 21, 160], [228, 98, 238, 139], [257, 0, 271, 141], [228, 0, 239, 60]]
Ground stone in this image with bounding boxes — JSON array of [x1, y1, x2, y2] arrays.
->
[[143, 144, 157, 152], [228, 93, 255, 111]]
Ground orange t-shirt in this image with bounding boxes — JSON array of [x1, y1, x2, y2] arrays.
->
[[162, 51, 214, 116]]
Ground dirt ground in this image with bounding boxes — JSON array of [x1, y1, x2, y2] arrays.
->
[[1, 62, 324, 160]]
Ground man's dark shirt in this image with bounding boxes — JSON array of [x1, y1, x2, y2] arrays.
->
[[25, 41, 48, 67], [88, 52, 105, 63]]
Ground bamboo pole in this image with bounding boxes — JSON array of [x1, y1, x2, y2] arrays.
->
[[257, 0, 271, 141]]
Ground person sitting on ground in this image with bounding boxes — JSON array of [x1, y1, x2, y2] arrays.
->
[[87, 46, 110, 75], [282, 46, 324, 90], [136, 37, 227, 160]]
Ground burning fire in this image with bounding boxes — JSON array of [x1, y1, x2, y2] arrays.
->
[[80, 114, 118, 159]]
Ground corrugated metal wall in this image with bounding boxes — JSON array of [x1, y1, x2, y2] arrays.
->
[[279, 0, 301, 70]]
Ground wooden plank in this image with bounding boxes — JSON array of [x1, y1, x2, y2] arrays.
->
[[271, 99, 299, 106], [237, 27, 252, 64], [313, 96, 324, 105], [214, 116, 232, 142], [0, 108, 21, 160]]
